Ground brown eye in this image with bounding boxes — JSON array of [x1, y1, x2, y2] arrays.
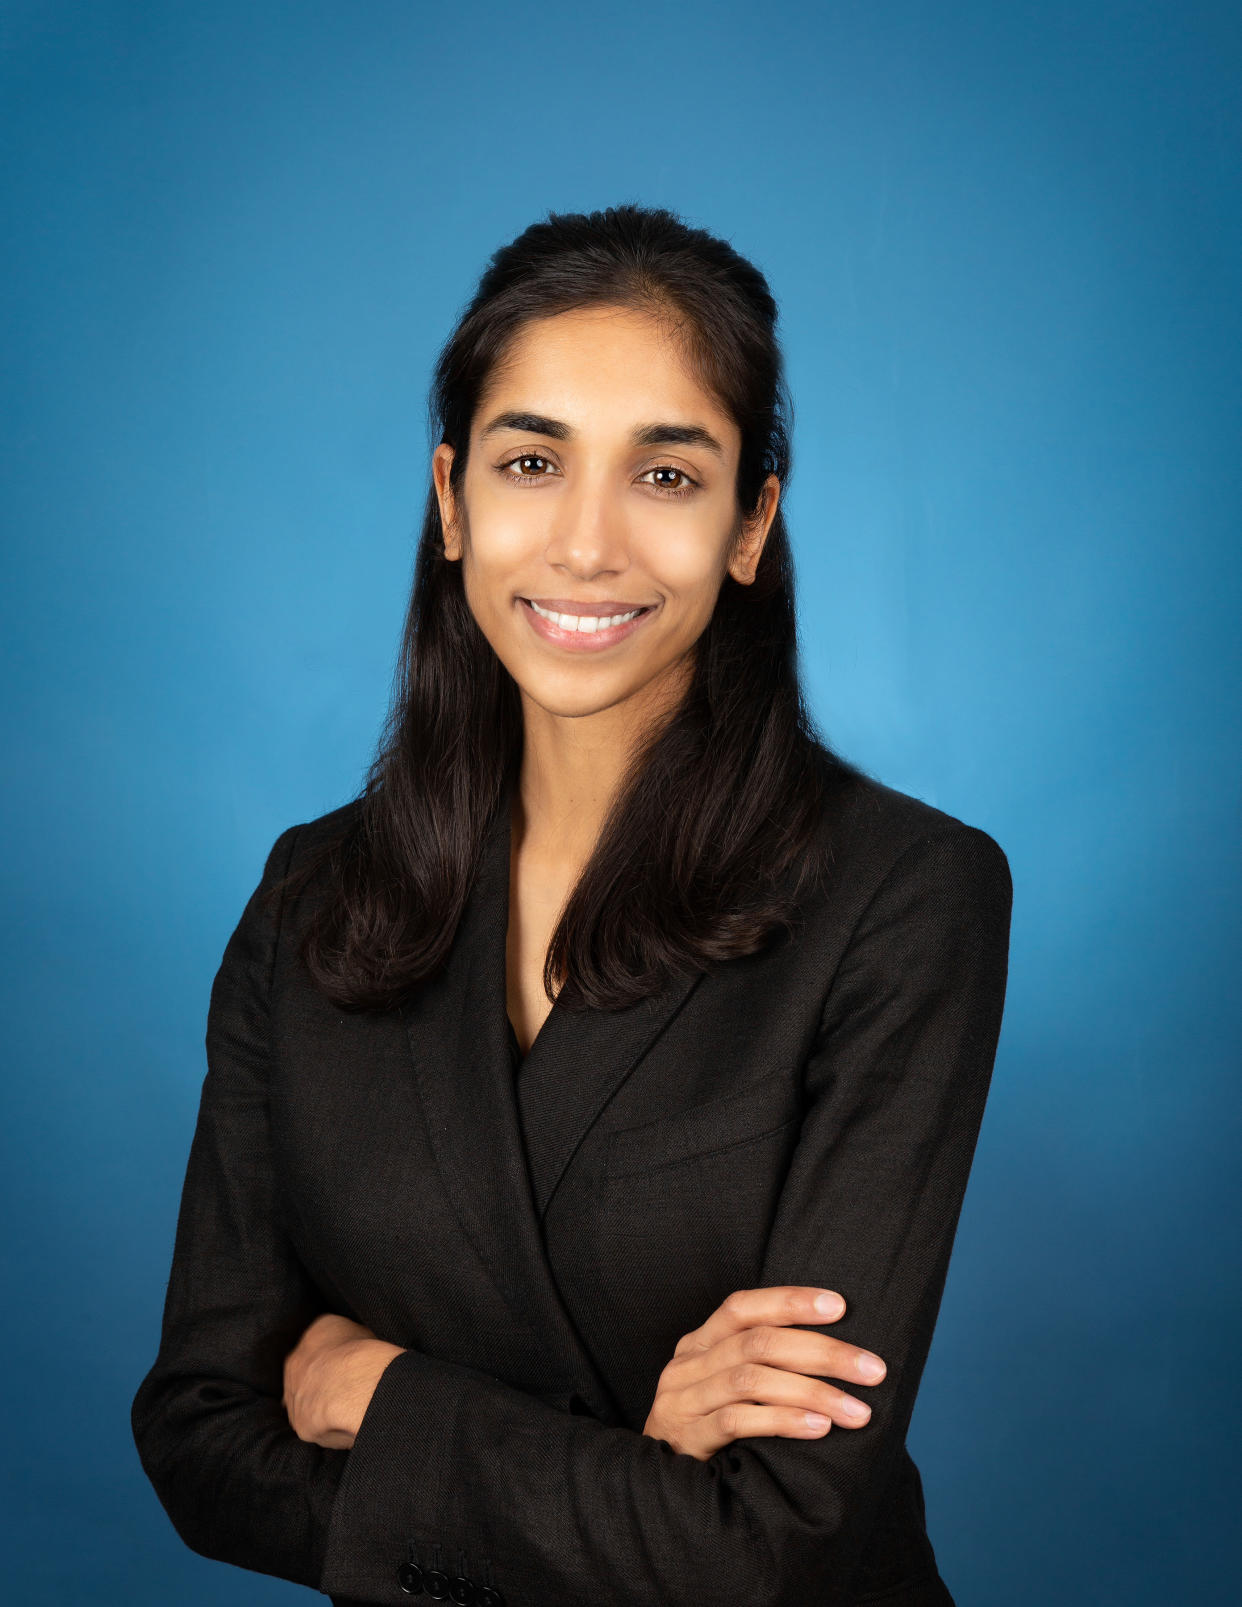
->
[[642, 466, 699, 499], [497, 455, 698, 497], [503, 454, 555, 480]]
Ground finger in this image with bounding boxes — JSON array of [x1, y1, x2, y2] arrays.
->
[[687, 1359, 873, 1428], [703, 1399, 842, 1448], [674, 1287, 846, 1360], [670, 1290, 887, 1393], [719, 1323, 887, 1393]]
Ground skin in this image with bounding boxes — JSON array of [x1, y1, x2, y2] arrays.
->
[[282, 305, 888, 1453]]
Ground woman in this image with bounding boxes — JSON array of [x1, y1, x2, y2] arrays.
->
[[132, 203, 1012, 1607]]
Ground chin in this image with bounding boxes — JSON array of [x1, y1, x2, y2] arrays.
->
[[522, 679, 639, 720]]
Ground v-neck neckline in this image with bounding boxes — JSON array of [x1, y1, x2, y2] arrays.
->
[[505, 1009, 525, 1071], [402, 770, 707, 1230], [499, 771, 560, 1072]]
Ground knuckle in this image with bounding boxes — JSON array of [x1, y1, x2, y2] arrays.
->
[[721, 1289, 751, 1317], [717, 1404, 739, 1438], [742, 1324, 775, 1361], [730, 1363, 760, 1395]]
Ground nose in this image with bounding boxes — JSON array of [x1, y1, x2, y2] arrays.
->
[[542, 470, 630, 580]]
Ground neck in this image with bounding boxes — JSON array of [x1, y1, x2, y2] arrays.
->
[[513, 706, 635, 873], [513, 662, 691, 871]]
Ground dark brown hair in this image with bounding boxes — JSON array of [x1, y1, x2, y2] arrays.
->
[[283, 202, 863, 1013]]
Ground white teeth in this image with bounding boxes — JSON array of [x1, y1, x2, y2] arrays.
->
[[528, 600, 643, 631]]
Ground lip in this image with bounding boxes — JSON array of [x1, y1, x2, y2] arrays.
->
[[518, 596, 657, 652], [525, 598, 653, 616]]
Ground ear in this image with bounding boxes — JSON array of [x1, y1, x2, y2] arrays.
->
[[433, 442, 462, 561], [727, 475, 781, 586]]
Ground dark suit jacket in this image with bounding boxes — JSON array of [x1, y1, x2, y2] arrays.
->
[[131, 763, 1012, 1607]]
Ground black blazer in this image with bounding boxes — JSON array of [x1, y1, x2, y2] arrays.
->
[[131, 764, 1012, 1607]]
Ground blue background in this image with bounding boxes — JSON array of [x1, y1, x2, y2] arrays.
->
[[3, 1, 1239, 1601]]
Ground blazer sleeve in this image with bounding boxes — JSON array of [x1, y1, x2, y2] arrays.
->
[[130, 823, 351, 1590], [317, 824, 1014, 1607]]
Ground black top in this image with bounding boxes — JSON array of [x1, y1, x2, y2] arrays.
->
[[505, 1013, 524, 1073], [130, 764, 1012, 1607]]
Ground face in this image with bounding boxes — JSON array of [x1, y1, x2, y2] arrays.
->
[[432, 305, 780, 732]]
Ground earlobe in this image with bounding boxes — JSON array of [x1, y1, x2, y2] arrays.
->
[[439, 501, 460, 562], [727, 538, 761, 587]]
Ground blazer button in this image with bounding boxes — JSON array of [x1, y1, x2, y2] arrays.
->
[[477, 1588, 505, 1606], [424, 1569, 450, 1600], [450, 1575, 476, 1604], [397, 1560, 425, 1594]]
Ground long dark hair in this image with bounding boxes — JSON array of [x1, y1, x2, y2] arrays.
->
[[283, 202, 863, 1014]]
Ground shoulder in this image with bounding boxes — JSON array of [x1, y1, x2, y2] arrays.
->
[[842, 768, 1007, 867], [288, 795, 366, 857], [799, 768, 1013, 1039], [812, 759, 1012, 925], [253, 795, 366, 903]]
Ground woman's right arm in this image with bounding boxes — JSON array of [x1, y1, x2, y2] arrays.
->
[[130, 824, 350, 1590]]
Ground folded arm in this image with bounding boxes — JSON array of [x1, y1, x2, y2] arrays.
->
[[133, 823, 1011, 1606], [321, 826, 1011, 1606]]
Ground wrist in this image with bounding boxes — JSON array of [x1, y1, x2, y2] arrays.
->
[[332, 1338, 406, 1439]]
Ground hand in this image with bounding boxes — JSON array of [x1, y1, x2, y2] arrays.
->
[[282, 1312, 407, 1450], [641, 1287, 887, 1462]]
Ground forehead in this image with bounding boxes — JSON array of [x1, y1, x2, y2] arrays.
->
[[476, 306, 738, 449]]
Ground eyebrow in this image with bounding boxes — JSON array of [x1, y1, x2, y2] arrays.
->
[[478, 409, 726, 460]]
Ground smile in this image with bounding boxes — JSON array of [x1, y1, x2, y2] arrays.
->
[[518, 597, 656, 651]]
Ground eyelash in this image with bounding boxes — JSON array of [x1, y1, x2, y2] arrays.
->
[[495, 453, 700, 499]]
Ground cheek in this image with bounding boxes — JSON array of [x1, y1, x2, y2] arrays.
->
[[459, 522, 531, 609], [635, 521, 730, 611], [470, 505, 535, 563]]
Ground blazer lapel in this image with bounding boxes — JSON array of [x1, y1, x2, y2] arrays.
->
[[402, 776, 703, 1409], [515, 971, 702, 1218]]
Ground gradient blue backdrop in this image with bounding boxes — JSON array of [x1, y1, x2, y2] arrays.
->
[[3, 2, 1239, 1601]]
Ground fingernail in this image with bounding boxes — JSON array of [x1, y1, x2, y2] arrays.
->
[[804, 1413, 831, 1429], [841, 1397, 871, 1420], [814, 1291, 845, 1317], [857, 1355, 885, 1381]]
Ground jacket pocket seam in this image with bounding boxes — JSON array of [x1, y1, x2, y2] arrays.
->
[[605, 1110, 801, 1179]]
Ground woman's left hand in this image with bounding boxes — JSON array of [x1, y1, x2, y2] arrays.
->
[[282, 1312, 407, 1449]]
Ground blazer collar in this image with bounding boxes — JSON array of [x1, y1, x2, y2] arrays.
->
[[401, 775, 703, 1408]]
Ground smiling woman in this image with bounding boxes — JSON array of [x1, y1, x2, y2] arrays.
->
[[131, 204, 1012, 1607], [441, 307, 772, 717]]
